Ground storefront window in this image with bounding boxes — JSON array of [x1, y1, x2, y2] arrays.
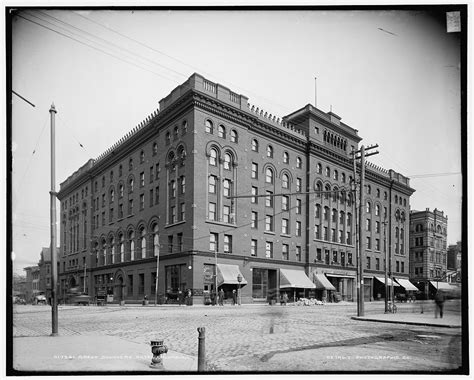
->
[[252, 268, 268, 299]]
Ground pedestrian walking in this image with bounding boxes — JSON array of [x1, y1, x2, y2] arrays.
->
[[232, 289, 237, 305], [282, 292, 289, 306], [434, 290, 445, 318], [218, 288, 224, 306]]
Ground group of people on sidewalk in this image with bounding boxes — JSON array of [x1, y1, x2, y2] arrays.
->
[[216, 288, 239, 306]]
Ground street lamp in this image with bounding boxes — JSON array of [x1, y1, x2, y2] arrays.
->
[[237, 274, 242, 306]]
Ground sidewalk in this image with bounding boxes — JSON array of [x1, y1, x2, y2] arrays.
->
[[352, 312, 461, 328], [12, 334, 197, 373]]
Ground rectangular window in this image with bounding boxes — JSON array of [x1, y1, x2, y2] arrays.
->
[[180, 203, 185, 221], [140, 194, 145, 210], [251, 186, 258, 204], [296, 199, 302, 214], [251, 239, 257, 256], [341, 251, 345, 266], [296, 246, 302, 262], [155, 163, 160, 179], [316, 248, 322, 261], [401, 262, 405, 273], [177, 233, 183, 252], [109, 208, 113, 223], [376, 221, 380, 233], [138, 273, 145, 295], [180, 176, 186, 194], [128, 199, 134, 215], [209, 202, 216, 221], [296, 221, 302, 237], [346, 232, 351, 245], [332, 251, 338, 263], [315, 225, 320, 239], [223, 205, 231, 223], [324, 207, 329, 220], [252, 268, 268, 299], [331, 228, 336, 242], [210, 233, 218, 252], [265, 215, 274, 232], [282, 195, 289, 211], [375, 258, 380, 270], [251, 211, 258, 229], [128, 274, 134, 296], [265, 242, 273, 258], [282, 244, 289, 260], [366, 256, 371, 270], [325, 249, 330, 264], [348, 252, 353, 265], [396, 261, 400, 273], [296, 178, 302, 192], [265, 191, 273, 208], [366, 218, 371, 231], [251, 163, 258, 179], [223, 179, 231, 197], [366, 236, 371, 249], [339, 230, 343, 244], [149, 189, 154, 207], [282, 218, 289, 234], [170, 180, 176, 197], [375, 239, 380, 251], [140, 172, 145, 187], [168, 235, 173, 253], [223, 235, 232, 253], [155, 186, 159, 204], [149, 167, 154, 183], [332, 209, 337, 223], [324, 227, 328, 241], [170, 206, 176, 223], [347, 214, 352, 226]]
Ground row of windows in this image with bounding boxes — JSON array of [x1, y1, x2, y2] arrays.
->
[[316, 248, 354, 266], [250, 163, 302, 190], [251, 138, 303, 168], [205, 120, 238, 143]]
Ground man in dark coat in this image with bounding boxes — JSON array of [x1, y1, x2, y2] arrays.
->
[[434, 290, 446, 318]]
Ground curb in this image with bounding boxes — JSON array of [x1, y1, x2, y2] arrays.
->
[[351, 316, 461, 328]]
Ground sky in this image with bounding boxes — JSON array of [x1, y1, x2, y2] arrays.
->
[[8, 7, 464, 275]]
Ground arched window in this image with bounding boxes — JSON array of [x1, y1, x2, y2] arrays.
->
[[324, 184, 331, 199], [129, 178, 134, 192], [332, 186, 338, 202], [375, 204, 380, 216], [110, 236, 115, 264], [395, 195, 398, 203], [182, 120, 187, 135], [223, 153, 232, 170], [173, 126, 179, 140], [119, 184, 124, 198], [205, 120, 214, 134], [415, 224, 423, 232], [347, 193, 353, 206], [266, 145, 273, 158], [230, 129, 238, 143], [283, 152, 289, 164], [340, 190, 346, 204], [140, 227, 146, 259], [376, 188, 380, 198], [366, 201, 372, 213], [316, 182, 322, 197], [404, 198, 407, 207], [341, 173, 346, 183], [129, 158, 133, 171], [367, 185, 371, 195], [102, 240, 106, 265], [333, 170, 338, 181], [119, 234, 125, 263], [152, 142, 158, 156], [209, 149, 218, 166], [129, 231, 135, 261], [296, 156, 302, 169], [265, 168, 274, 184], [218, 125, 226, 139], [165, 132, 170, 145], [282, 173, 289, 189], [153, 224, 159, 256], [384, 191, 387, 200], [251, 139, 259, 152], [317, 163, 322, 174], [325, 167, 330, 177], [110, 188, 115, 203], [140, 150, 145, 163]]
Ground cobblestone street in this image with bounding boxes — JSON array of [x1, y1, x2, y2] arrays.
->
[[12, 301, 463, 372]]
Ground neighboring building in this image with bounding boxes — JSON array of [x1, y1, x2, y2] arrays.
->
[[12, 273, 27, 301], [409, 208, 448, 298], [57, 73, 414, 305], [24, 265, 40, 303], [447, 241, 462, 283], [38, 247, 53, 304]]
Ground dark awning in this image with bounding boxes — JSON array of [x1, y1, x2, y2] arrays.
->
[[374, 276, 400, 287], [216, 264, 248, 287]]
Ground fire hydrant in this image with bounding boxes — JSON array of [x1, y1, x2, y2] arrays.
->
[[150, 339, 168, 369]]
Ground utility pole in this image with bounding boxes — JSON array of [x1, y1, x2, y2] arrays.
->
[[154, 235, 160, 306], [83, 264, 87, 294], [353, 144, 379, 317], [49, 104, 58, 336]]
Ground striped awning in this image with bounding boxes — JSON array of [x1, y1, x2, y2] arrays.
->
[[216, 264, 248, 287]]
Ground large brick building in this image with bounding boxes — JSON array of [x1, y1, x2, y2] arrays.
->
[[57, 73, 414, 304], [409, 208, 448, 298]]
